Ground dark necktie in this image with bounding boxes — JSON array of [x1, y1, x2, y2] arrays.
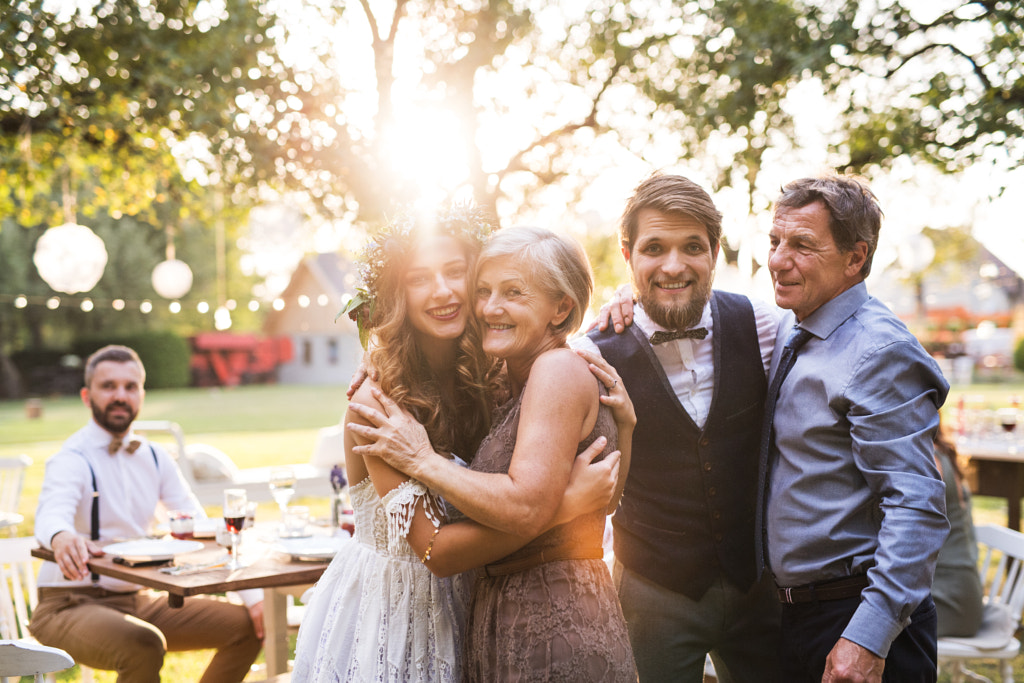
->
[[754, 325, 813, 577], [108, 438, 142, 455], [649, 327, 708, 345]]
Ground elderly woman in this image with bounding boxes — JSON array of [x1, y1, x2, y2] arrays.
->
[[351, 226, 637, 681]]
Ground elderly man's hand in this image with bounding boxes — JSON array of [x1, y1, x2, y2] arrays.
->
[[51, 531, 104, 581], [586, 284, 635, 333], [822, 638, 884, 683]]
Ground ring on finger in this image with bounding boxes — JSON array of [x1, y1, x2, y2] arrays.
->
[[612, 379, 618, 388]]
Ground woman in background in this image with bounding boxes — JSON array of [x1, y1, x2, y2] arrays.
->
[[932, 419, 984, 638]]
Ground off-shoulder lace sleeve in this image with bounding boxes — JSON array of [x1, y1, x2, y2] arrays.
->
[[381, 479, 447, 555]]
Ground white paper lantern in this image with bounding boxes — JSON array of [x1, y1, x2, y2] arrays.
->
[[152, 258, 194, 299], [33, 223, 108, 294]]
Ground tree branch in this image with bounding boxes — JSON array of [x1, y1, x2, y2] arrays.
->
[[886, 42, 993, 90]]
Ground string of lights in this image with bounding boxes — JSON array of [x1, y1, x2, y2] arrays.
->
[[0, 292, 337, 314]]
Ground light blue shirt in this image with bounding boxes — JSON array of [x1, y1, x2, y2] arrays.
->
[[766, 282, 949, 658]]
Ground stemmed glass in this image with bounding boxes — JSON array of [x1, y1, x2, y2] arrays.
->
[[223, 488, 247, 569], [269, 467, 296, 516], [998, 408, 1019, 441]]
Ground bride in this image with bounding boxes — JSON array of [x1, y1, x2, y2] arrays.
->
[[292, 207, 629, 682]]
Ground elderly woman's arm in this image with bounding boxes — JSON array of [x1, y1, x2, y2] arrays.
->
[[349, 348, 604, 537]]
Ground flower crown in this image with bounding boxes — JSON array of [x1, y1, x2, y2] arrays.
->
[[337, 204, 496, 348]]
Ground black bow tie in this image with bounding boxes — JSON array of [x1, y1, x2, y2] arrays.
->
[[650, 327, 708, 345]]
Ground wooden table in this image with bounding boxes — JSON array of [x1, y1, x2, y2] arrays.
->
[[32, 537, 330, 676], [959, 435, 1024, 531]]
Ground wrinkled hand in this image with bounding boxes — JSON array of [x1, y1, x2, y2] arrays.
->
[[576, 348, 635, 431], [51, 531, 104, 581], [585, 284, 635, 333], [345, 353, 379, 399], [553, 438, 620, 526], [822, 638, 884, 683], [248, 601, 265, 640], [347, 387, 436, 477]]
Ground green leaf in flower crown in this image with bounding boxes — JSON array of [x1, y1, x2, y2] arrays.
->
[[336, 291, 365, 323], [337, 290, 374, 349]]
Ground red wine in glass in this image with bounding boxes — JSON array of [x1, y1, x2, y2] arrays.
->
[[224, 516, 246, 534]]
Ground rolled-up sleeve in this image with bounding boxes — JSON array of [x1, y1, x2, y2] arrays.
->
[[841, 340, 949, 657]]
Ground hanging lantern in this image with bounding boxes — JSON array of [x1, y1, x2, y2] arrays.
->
[[152, 258, 194, 299], [33, 223, 108, 294]]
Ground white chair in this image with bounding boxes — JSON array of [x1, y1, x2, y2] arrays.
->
[[0, 537, 92, 683], [0, 456, 31, 534], [938, 524, 1024, 683], [0, 640, 74, 682], [132, 420, 332, 506]]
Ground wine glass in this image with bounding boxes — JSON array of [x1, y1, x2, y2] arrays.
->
[[269, 467, 297, 516], [998, 408, 1019, 440], [223, 488, 247, 569]]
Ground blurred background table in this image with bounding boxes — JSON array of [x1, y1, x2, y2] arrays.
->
[[959, 435, 1024, 530]]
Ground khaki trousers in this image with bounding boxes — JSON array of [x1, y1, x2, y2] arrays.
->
[[29, 589, 261, 683]]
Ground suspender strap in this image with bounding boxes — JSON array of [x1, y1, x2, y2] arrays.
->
[[84, 460, 100, 582], [78, 441, 156, 583]]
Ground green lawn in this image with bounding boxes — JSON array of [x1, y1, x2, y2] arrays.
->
[[5, 380, 1024, 681]]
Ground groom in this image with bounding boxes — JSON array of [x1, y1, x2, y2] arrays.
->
[[579, 173, 781, 682]]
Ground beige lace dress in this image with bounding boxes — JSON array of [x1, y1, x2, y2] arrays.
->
[[462, 382, 638, 682]]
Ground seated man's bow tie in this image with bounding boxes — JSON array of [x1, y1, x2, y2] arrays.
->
[[108, 438, 142, 455], [650, 327, 708, 345]]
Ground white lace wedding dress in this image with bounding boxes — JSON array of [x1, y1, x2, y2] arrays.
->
[[292, 476, 472, 682]]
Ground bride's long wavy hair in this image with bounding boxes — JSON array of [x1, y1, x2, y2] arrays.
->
[[363, 210, 494, 461]]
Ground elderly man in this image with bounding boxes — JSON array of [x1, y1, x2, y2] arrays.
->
[[581, 173, 782, 682], [757, 175, 949, 682], [29, 345, 264, 683]]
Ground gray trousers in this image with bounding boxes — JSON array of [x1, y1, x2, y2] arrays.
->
[[613, 559, 781, 683]]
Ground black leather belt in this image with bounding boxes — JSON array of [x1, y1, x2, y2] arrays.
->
[[777, 574, 870, 604]]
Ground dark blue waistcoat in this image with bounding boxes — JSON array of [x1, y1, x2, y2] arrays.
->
[[589, 290, 766, 600]]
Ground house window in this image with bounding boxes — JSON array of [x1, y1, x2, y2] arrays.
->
[[327, 338, 339, 365], [302, 340, 312, 365]]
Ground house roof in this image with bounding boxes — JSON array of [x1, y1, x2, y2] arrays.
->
[[263, 252, 359, 334]]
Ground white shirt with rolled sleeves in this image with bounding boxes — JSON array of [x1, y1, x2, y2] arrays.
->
[[35, 419, 262, 607]]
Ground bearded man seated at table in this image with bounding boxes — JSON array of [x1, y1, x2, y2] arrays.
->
[[29, 345, 264, 683]]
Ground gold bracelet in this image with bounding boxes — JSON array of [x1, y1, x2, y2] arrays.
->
[[421, 526, 441, 564]]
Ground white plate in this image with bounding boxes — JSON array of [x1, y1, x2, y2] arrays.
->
[[103, 539, 205, 561], [274, 536, 348, 561]]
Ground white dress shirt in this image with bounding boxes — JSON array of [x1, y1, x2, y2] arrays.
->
[[575, 295, 779, 428], [35, 420, 261, 606]]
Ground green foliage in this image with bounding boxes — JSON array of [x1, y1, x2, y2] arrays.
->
[[825, 0, 1024, 176], [1015, 338, 1024, 374], [73, 331, 192, 389]]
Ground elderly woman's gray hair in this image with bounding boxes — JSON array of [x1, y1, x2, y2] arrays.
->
[[477, 226, 593, 336]]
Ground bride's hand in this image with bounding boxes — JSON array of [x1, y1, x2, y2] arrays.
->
[[552, 438, 620, 526], [347, 388, 437, 477], [576, 348, 635, 431]]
